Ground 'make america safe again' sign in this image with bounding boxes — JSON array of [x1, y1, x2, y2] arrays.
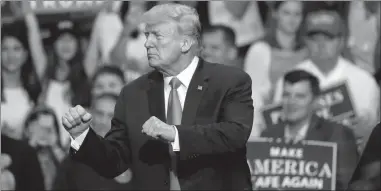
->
[[246, 138, 337, 190]]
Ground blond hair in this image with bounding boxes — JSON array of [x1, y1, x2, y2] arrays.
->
[[141, 3, 201, 46]]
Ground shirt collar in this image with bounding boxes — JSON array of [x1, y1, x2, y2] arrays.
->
[[164, 56, 199, 88], [303, 56, 346, 79], [285, 122, 310, 140]]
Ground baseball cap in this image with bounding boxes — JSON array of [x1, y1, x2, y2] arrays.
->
[[305, 10, 345, 37]]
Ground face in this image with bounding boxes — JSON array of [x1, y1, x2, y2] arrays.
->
[[92, 73, 124, 97], [54, 33, 78, 61], [1, 36, 28, 72], [276, 1, 303, 34], [305, 33, 342, 62], [26, 114, 58, 147], [282, 81, 316, 123], [201, 30, 236, 63], [92, 97, 116, 136], [144, 22, 183, 73]]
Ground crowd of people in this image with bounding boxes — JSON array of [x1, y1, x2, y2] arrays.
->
[[1, 1, 380, 190]]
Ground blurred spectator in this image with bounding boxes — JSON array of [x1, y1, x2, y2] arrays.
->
[[1, 153, 16, 190], [244, 1, 307, 138], [369, 2, 381, 84], [84, 1, 123, 76], [22, 106, 66, 190], [261, 70, 358, 190], [91, 65, 125, 99], [42, 18, 92, 147], [273, 10, 380, 151], [348, 123, 381, 190], [201, 25, 241, 68], [1, 22, 42, 140], [347, 1, 380, 74], [245, 1, 307, 104], [208, 1, 265, 58], [109, 1, 153, 83], [1, 134, 45, 191], [53, 93, 133, 190]]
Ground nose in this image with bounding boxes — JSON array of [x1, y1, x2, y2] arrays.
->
[[144, 34, 154, 49]]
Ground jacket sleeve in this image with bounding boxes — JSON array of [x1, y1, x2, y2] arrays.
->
[[70, 87, 132, 178]]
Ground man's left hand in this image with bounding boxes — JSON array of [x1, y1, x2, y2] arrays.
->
[[142, 116, 176, 142]]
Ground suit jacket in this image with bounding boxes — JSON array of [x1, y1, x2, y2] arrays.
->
[[70, 60, 254, 190], [53, 156, 133, 190], [348, 123, 381, 190], [261, 115, 359, 190], [1, 135, 45, 191]]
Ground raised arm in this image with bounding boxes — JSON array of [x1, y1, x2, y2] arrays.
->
[[23, 3, 47, 80]]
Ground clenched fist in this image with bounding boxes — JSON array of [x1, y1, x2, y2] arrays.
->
[[62, 105, 92, 139], [142, 116, 176, 142]]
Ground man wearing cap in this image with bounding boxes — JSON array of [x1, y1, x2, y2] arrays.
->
[[273, 10, 380, 152], [61, 3, 253, 190]]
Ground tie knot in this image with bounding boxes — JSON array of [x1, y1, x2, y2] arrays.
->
[[170, 77, 182, 89]]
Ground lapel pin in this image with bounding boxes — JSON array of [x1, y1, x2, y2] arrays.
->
[[197, 85, 203, 91]]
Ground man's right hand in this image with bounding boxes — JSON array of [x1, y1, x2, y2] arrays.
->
[[62, 105, 92, 139]]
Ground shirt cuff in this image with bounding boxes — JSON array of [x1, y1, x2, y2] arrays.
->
[[171, 125, 180, 152], [70, 128, 90, 151]]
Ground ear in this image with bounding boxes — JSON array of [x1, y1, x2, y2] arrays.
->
[[180, 36, 193, 53]]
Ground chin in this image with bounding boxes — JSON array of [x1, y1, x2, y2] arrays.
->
[[284, 114, 302, 123]]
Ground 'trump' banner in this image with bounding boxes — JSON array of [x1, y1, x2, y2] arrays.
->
[[246, 138, 337, 190], [28, 0, 106, 14], [262, 81, 356, 128]]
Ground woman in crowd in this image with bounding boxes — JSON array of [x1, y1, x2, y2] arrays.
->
[[41, 20, 91, 139], [243, 1, 307, 137], [1, 20, 43, 140], [244, 1, 307, 104], [22, 1, 91, 146], [22, 106, 66, 190]]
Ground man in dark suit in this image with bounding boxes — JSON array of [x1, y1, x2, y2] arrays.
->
[[61, 3, 253, 190], [1, 134, 45, 191], [261, 70, 358, 190], [348, 123, 381, 190]]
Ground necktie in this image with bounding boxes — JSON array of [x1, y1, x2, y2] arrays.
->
[[167, 77, 182, 190]]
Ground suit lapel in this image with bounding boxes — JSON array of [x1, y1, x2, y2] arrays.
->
[[305, 115, 326, 141], [147, 71, 166, 122], [182, 60, 209, 125]]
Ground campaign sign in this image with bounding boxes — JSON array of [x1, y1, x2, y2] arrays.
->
[[28, 0, 105, 14], [262, 81, 356, 128], [246, 138, 337, 190]]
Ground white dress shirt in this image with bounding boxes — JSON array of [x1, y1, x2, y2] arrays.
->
[[284, 122, 309, 142], [70, 57, 200, 152]]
